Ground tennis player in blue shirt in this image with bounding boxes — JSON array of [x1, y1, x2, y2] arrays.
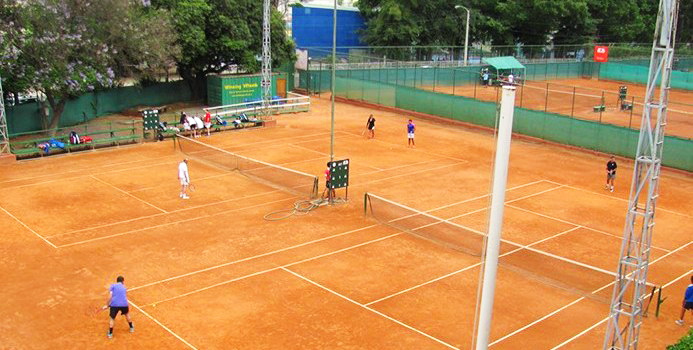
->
[[102, 276, 134, 338], [675, 275, 693, 326], [407, 119, 416, 148]]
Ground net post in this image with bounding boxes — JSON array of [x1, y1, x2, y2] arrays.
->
[[363, 193, 368, 216]]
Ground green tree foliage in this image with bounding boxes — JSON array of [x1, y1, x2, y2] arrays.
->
[[0, 0, 178, 131], [151, 0, 295, 98], [356, 0, 690, 47]]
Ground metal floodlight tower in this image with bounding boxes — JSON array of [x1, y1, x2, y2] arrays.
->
[[261, 0, 272, 114], [603, 0, 679, 349], [0, 76, 9, 155]]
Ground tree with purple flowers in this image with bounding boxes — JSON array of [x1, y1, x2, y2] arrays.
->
[[0, 0, 178, 131]]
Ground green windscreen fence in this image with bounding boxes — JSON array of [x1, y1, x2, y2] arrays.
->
[[6, 80, 193, 134], [334, 76, 693, 171], [300, 62, 591, 93], [599, 62, 693, 90]]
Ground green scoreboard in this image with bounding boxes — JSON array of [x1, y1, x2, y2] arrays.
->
[[328, 159, 349, 189], [142, 109, 160, 130]]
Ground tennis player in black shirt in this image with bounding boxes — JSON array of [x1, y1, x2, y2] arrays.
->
[[366, 114, 376, 139], [606, 155, 617, 192]]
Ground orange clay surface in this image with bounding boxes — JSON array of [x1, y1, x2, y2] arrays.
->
[[1, 96, 692, 349], [423, 78, 693, 139]]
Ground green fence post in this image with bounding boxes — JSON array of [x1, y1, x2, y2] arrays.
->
[[571, 87, 576, 117], [545, 63, 548, 80], [396, 61, 399, 86], [452, 69, 457, 96], [319, 62, 323, 96], [433, 66, 437, 92], [544, 83, 549, 112], [629, 96, 635, 129], [519, 84, 524, 108], [473, 71, 477, 99], [599, 91, 605, 123]]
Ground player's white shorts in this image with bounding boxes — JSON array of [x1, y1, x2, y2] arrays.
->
[[408, 132, 415, 139], [204, 122, 212, 129], [183, 123, 191, 131], [180, 179, 189, 186]]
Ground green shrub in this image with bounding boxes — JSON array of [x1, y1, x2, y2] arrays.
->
[[667, 328, 693, 350]]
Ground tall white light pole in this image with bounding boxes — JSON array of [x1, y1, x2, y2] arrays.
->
[[330, 0, 337, 163], [455, 5, 470, 66], [475, 85, 516, 350]]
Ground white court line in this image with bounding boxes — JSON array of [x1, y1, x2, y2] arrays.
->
[[130, 224, 381, 291], [0, 205, 57, 249], [56, 196, 296, 248], [542, 180, 691, 218], [0, 153, 180, 185], [340, 129, 471, 164], [3, 158, 181, 190], [424, 179, 549, 215], [142, 231, 402, 305], [287, 143, 332, 157], [550, 269, 693, 350], [49, 187, 286, 239], [358, 159, 442, 177], [492, 244, 692, 348], [282, 267, 459, 350], [506, 204, 672, 253], [444, 185, 565, 220], [366, 226, 582, 306], [91, 175, 168, 213], [129, 301, 197, 350]]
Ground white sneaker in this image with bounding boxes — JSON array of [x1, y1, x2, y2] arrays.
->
[[610, 186, 614, 192], [675, 319, 684, 326], [179, 193, 183, 198], [182, 195, 190, 199]]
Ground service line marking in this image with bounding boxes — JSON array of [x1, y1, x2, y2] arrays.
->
[[129, 301, 197, 350], [91, 175, 167, 213], [282, 267, 459, 350], [140, 231, 401, 305], [0, 204, 57, 249]]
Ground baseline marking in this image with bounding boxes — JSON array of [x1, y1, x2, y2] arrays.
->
[[0, 205, 57, 249], [91, 175, 167, 213], [282, 267, 458, 350], [57, 196, 296, 248], [129, 301, 197, 350]]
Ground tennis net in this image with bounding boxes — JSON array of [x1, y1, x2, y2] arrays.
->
[[364, 192, 633, 302], [177, 135, 318, 198]]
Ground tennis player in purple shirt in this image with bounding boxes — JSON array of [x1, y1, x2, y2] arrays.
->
[[102, 276, 134, 338]]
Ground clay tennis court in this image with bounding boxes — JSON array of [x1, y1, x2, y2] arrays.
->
[[1, 96, 691, 349], [425, 78, 693, 139]]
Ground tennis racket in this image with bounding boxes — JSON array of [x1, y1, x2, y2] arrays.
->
[[85, 305, 107, 318]]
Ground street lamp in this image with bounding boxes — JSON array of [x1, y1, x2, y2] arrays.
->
[[454, 5, 470, 66]]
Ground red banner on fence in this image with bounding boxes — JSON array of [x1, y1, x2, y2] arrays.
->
[[594, 46, 609, 62]]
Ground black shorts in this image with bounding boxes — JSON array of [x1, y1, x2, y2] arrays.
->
[[109, 306, 129, 318], [685, 301, 693, 310]]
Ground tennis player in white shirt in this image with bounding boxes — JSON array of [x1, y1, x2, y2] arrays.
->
[[178, 159, 190, 199]]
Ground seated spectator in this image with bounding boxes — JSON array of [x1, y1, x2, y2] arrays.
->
[[232, 118, 242, 128], [70, 131, 82, 144], [193, 115, 204, 138], [215, 115, 227, 126]]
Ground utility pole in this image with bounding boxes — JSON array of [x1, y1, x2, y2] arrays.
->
[[261, 0, 273, 115], [603, 0, 679, 349]]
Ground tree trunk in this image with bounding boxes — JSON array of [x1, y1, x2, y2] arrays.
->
[[179, 68, 207, 102], [45, 94, 66, 136]]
